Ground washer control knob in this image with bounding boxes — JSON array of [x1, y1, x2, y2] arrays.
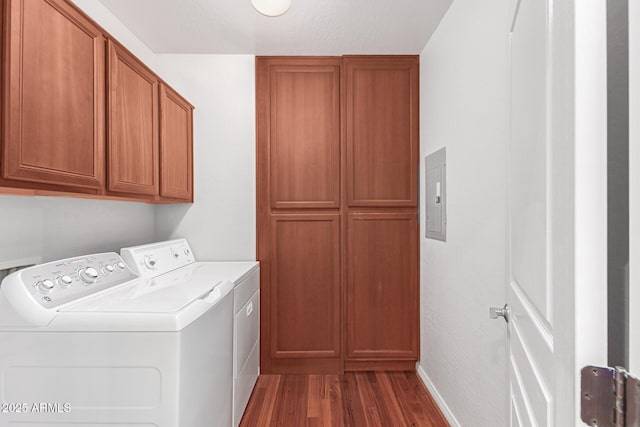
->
[[57, 275, 73, 288], [79, 267, 99, 284], [37, 279, 55, 294], [102, 265, 114, 275], [114, 262, 126, 271], [144, 256, 158, 270], [184, 248, 191, 256]]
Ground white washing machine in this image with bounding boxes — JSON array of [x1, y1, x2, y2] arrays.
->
[[121, 239, 260, 427], [0, 247, 234, 427]]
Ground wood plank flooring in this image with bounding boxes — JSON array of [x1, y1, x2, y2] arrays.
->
[[240, 371, 450, 427]]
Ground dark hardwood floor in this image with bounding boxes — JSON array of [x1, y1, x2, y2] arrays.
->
[[240, 371, 450, 427]]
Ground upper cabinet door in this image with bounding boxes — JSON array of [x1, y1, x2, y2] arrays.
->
[[107, 41, 159, 195], [264, 58, 341, 209], [159, 84, 193, 201], [3, 0, 105, 189], [344, 57, 419, 207]]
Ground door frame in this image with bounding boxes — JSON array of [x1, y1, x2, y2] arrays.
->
[[552, 0, 609, 424], [630, 0, 640, 374], [570, 0, 609, 423]]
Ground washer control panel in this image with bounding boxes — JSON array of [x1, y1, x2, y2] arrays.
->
[[18, 253, 138, 309], [121, 239, 195, 278]]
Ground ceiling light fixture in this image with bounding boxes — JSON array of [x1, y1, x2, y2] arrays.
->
[[250, 0, 291, 17]]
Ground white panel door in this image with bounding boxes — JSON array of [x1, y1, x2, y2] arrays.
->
[[508, 1, 553, 424], [507, 0, 608, 426]]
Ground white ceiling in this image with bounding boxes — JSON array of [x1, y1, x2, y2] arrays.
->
[[97, 0, 453, 55]]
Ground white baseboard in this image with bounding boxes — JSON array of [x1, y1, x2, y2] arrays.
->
[[416, 364, 462, 427]]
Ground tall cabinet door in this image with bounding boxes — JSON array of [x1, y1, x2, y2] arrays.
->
[[257, 57, 342, 374], [346, 213, 419, 360], [344, 56, 420, 368], [344, 56, 419, 207], [270, 215, 340, 360], [107, 41, 159, 196], [3, 0, 105, 189]]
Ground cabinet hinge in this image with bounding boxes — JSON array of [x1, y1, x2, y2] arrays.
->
[[581, 365, 640, 427]]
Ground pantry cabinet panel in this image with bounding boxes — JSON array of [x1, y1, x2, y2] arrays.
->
[[269, 62, 341, 209], [345, 57, 419, 207], [107, 41, 159, 195], [257, 56, 419, 374], [159, 84, 193, 201], [3, 0, 105, 188], [270, 214, 340, 359], [346, 213, 419, 359]]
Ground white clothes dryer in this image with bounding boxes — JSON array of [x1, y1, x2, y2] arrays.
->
[[121, 239, 260, 427]]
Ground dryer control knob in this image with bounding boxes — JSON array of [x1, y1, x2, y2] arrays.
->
[[37, 279, 55, 294], [102, 265, 114, 275], [114, 262, 126, 271], [79, 267, 99, 284]]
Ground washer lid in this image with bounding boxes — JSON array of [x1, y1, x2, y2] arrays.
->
[[61, 263, 225, 314]]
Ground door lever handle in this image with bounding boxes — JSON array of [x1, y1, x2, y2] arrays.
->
[[490, 304, 510, 322]]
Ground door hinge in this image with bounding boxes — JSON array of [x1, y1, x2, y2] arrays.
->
[[581, 365, 640, 427]]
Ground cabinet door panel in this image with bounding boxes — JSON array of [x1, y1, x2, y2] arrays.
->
[[3, 0, 105, 188], [347, 213, 419, 359], [270, 63, 340, 209], [270, 214, 340, 358], [160, 84, 193, 201], [345, 58, 419, 207], [108, 41, 159, 195]]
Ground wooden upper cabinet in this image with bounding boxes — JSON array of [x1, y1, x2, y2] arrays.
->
[[107, 41, 159, 196], [344, 57, 419, 207], [159, 84, 194, 201], [3, 0, 105, 189], [266, 58, 341, 209], [346, 213, 419, 359]]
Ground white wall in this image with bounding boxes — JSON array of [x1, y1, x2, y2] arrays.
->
[[418, 0, 509, 426], [0, 196, 155, 265], [154, 55, 256, 261], [0, 1, 158, 269]]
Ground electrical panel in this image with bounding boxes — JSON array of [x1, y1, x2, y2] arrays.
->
[[425, 148, 446, 241]]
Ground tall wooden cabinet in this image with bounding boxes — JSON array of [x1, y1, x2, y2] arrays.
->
[[343, 57, 419, 370], [257, 56, 419, 374], [258, 57, 343, 373]]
